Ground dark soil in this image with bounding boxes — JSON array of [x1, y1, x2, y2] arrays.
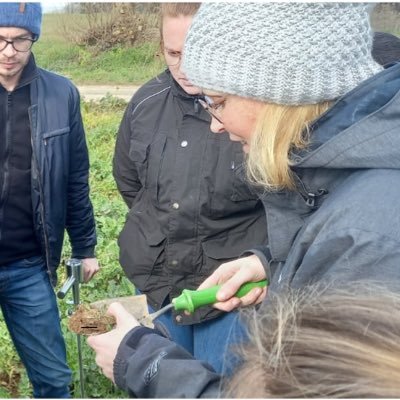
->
[[0, 370, 21, 397]]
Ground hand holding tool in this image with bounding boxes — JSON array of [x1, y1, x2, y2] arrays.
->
[[149, 280, 267, 321]]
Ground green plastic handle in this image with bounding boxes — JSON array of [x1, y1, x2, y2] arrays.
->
[[172, 280, 268, 313]]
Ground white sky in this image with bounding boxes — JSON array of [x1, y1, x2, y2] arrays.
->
[[41, 2, 66, 13]]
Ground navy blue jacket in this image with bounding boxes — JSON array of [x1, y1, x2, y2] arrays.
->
[[29, 60, 96, 283]]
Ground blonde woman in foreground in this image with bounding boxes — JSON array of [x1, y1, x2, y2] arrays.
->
[[88, 3, 400, 396]]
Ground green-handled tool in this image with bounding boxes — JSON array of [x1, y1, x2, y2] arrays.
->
[[148, 280, 267, 321]]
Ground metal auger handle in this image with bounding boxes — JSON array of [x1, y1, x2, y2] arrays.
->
[[57, 258, 84, 305]]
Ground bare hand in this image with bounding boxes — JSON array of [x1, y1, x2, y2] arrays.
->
[[81, 257, 100, 282], [87, 302, 140, 383], [198, 255, 267, 312]]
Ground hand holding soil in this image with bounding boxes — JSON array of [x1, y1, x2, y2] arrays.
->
[[67, 294, 152, 335]]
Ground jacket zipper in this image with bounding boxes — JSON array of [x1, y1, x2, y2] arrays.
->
[[29, 106, 53, 282], [0, 93, 12, 241], [293, 172, 328, 208]]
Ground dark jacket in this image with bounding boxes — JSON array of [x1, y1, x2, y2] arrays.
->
[[26, 56, 96, 283], [113, 63, 400, 398], [113, 70, 267, 324]]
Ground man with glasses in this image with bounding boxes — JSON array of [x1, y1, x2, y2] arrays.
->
[[0, 3, 99, 397], [113, 3, 267, 373]]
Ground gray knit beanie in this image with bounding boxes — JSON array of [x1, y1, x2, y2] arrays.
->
[[0, 3, 42, 37], [182, 3, 383, 105]]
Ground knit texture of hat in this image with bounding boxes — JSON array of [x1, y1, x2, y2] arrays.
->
[[0, 3, 42, 37], [182, 3, 383, 105]]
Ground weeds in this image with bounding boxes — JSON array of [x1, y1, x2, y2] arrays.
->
[[35, 13, 164, 84]]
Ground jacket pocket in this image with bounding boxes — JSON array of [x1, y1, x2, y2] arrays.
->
[[43, 127, 70, 141], [129, 134, 167, 201], [118, 214, 166, 288], [200, 231, 251, 275], [129, 139, 149, 187], [202, 232, 248, 260], [42, 127, 70, 192]]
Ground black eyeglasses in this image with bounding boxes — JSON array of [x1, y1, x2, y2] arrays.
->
[[164, 49, 182, 67], [0, 37, 37, 52], [198, 95, 224, 124]]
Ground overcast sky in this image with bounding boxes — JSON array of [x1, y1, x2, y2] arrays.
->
[[42, 2, 66, 13]]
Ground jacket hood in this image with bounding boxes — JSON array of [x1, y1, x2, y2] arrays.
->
[[294, 62, 400, 171]]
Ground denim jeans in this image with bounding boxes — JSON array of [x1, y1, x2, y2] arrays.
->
[[144, 293, 245, 374], [0, 256, 71, 398]]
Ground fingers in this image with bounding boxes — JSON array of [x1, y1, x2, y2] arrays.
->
[[216, 266, 252, 301], [87, 306, 139, 385], [81, 258, 100, 282], [198, 255, 267, 311], [197, 273, 221, 291], [213, 286, 267, 312], [106, 302, 140, 329], [87, 331, 116, 383], [197, 260, 240, 290]]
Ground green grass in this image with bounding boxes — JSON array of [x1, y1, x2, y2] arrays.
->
[[34, 13, 164, 85]]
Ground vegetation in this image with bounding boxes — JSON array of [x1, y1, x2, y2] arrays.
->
[[34, 12, 164, 84], [62, 98, 131, 398]]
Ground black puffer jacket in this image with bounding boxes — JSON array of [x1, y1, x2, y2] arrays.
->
[[113, 70, 267, 324]]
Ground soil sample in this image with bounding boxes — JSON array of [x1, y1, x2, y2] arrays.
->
[[68, 304, 116, 335], [67, 294, 153, 336]]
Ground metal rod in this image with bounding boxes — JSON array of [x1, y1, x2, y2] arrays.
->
[[77, 334, 85, 398], [57, 258, 86, 398]]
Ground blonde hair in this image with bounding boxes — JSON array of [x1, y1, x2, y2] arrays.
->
[[247, 102, 332, 191], [159, 3, 201, 48], [226, 283, 400, 398]]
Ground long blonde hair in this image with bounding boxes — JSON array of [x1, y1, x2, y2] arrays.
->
[[226, 283, 400, 398], [247, 102, 331, 191]]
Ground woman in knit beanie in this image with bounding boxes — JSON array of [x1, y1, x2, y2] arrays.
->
[[182, 3, 400, 310], [86, 4, 400, 397]]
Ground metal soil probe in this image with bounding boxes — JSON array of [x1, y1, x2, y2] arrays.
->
[[57, 258, 85, 398]]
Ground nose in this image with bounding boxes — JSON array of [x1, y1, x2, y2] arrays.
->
[[210, 116, 225, 134], [2, 42, 17, 57]]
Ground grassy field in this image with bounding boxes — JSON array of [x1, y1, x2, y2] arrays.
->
[[34, 13, 164, 85]]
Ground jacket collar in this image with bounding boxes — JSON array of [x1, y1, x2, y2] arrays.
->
[[15, 53, 39, 90], [166, 68, 209, 121]]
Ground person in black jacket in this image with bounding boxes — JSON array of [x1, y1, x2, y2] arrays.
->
[[112, 3, 267, 373], [0, 4, 99, 397]]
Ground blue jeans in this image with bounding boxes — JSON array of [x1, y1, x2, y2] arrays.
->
[[144, 293, 244, 374], [0, 256, 71, 398]]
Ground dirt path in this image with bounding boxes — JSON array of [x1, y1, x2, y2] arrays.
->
[[77, 85, 141, 101]]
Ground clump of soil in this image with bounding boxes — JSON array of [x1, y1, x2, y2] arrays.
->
[[68, 304, 116, 336], [0, 370, 21, 397]]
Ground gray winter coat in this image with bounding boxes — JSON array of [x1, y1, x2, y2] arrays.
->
[[114, 63, 400, 398]]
